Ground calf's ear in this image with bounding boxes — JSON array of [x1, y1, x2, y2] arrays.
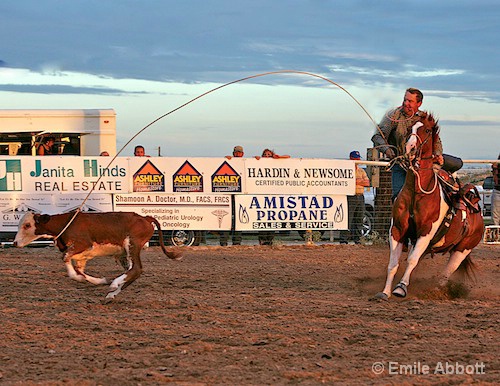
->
[[35, 214, 51, 224]]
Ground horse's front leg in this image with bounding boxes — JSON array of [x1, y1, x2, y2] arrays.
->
[[373, 231, 404, 300], [392, 234, 434, 297]]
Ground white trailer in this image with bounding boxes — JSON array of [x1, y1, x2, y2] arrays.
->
[[0, 109, 116, 156]]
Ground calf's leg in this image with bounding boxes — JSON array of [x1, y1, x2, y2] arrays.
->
[[65, 259, 108, 285], [104, 242, 144, 303]]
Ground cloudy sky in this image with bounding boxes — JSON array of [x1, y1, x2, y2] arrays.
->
[[1, 0, 499, 160]]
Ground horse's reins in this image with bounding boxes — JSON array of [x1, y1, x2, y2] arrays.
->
[[406, 123, 439, 195], [375, 106, 418, 172]]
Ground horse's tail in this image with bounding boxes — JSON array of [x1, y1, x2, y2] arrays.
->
[[457, 255, 477, 282], [148, 216, 184, 260]]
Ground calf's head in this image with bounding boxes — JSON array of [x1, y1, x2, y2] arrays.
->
[[13, 212, 53, 248]]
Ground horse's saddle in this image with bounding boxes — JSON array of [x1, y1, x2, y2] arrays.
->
[[436, 170, 481, 214], [428, 171, 482, 254]]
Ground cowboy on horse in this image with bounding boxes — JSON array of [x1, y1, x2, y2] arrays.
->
[[371, 91, 484, 300], [371, 88, 463, 202]]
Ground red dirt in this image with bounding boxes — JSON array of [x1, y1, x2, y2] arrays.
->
[[0, 243, 498, 385]]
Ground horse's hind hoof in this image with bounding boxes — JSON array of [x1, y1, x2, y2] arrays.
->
[[392, 283, 407, 298], [370, 292, 389, 301], [102, 295, 115, 305]]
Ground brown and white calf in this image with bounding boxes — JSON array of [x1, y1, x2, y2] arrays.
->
[[13, 211, 183, 303]]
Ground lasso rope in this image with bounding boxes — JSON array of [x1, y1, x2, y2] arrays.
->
[[53, 70, 385, 240], [385, 106, 415, 123], [411, 165, 439, 194], [406, 127, 439, 195]]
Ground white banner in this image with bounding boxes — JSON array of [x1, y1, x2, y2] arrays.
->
[[0, 156, 131, 194], [0, 193, 113, 232], [127, 157, 245, 193], [0, 157, 355, 195], [0, 156, 356, 234], [234, 195, 348, 231], [112, 193, 232, 231], [243, 158, 355, 195]]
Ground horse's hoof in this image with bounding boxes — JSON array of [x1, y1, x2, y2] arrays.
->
[[102, 295, 115, 305], [370, 292, 389, 301], [392, 283, 407, 298]]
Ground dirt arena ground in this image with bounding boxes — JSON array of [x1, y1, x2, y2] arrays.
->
[[0, 241, 498, 385]]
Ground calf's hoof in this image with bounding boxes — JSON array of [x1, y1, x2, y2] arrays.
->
[[103, 290, 118, 305], [167, 248, 184, 260], [392, 283, 407, 298], [370, 292, 389, 301]]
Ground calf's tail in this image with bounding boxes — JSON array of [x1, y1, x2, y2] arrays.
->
[[149, 217, 184, 260]]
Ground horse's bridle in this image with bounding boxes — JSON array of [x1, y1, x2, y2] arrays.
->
[[403, 120, 439, 195]]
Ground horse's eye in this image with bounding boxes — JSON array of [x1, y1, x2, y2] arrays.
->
[[425, 129, 431, 134]]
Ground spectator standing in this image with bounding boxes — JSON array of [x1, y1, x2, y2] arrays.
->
[[258, 148, 276, 245], [492, 153, 500, 226], [340, 151, 370, 244], [220, 145, 244, 246], [37, 136, 56, 155], [225, 145, 244, 160], [134, 145, 146, 156]]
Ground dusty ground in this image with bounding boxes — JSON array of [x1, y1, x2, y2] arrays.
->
[[0, 241, 498, 385]]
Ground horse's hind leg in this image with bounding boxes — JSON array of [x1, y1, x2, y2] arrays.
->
[[439, 249, 471, 286]]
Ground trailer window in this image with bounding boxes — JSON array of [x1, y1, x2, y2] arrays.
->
[[0, 133, 35, 155], [0, 133, 81, 156]]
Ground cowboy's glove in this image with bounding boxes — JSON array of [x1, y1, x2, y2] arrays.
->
[[385, 148, 396, 159]]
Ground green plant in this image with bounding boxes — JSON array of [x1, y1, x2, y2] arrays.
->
[[360, 230, 387, 245]]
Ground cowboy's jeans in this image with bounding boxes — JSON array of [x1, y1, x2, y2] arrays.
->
[[391, 163, 406, 202], [340, 194, 365, 242], [492, 189, 500, 226]]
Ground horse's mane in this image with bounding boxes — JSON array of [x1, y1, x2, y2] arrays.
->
[[420, 111, 440, 144]]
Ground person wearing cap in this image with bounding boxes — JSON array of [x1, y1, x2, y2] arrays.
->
[[492, 153, 500, 226], [257, 149, 277, 245], [220, 145, 244, 246], [226, 145, 244, 159], [340, 151, 370, 244]]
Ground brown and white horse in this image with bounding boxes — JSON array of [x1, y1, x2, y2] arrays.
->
[[374, 112, 484, 300]]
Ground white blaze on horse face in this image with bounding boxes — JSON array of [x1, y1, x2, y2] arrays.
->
[[405, 121, 424, 155]]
